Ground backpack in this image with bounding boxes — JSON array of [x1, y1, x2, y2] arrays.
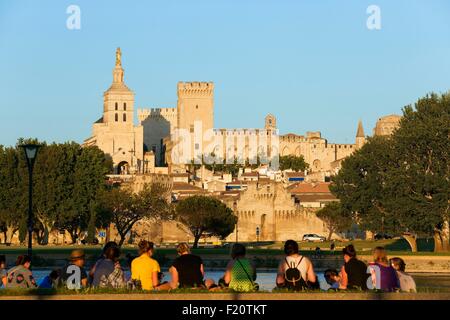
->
[[99, 266, 126, 289], [284, 256, 308, 290]]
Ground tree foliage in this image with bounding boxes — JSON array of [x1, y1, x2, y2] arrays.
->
[[316, 202, 352, 240], [175, 195, 237, 248], [0, 140, 110, 244], [279, 155, 309, 172], [98, 183, 171, 246], [331, 92, 450, 251]]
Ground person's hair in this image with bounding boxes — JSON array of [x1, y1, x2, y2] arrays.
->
[[15, 255, 31, 266], [49, 269, 60, 280], [138, 240, 154, 255], [103, 241, 119, 254], [231, 243, 246, 259], [176, 243, 190, 255], [390, 257, 406, 272], [342, 244, 357, 258], [0, 255, 5, 266], [373, 246, 388, 264], [105, 246, 121, 261], [284, 240, 299, 256], [324, 268, 339, 285]]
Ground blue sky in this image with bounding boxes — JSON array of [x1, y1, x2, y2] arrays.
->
[[1, 0, 450, 146]]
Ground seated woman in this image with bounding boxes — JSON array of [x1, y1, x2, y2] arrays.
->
[[6, 255, 37, 289], [131, 240, 164, 290], [368, 247, 399, 292], [276, 240, 317, 291], [220, 243, 257, 292], [168, 243, 215, 290], [390, 257, 416, 293], [93, 246, 126, 288]]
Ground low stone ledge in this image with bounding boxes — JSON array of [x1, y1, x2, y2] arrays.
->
[[1, 292, 449, 300]]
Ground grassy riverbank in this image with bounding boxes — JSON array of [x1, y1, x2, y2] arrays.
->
[[0, 238, 448, 257]]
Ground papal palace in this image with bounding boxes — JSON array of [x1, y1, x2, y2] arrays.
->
[[82, 49, 401, 244]]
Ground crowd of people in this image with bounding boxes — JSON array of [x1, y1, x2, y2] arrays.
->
[[0, 240, 416, 293]]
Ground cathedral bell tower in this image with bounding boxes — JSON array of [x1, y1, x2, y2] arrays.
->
[[103, 47, 134, 127]]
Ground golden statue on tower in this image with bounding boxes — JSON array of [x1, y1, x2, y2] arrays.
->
[[115, 47, 121, 66]]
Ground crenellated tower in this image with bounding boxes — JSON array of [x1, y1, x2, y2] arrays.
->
[[177, 82, 214, 136]]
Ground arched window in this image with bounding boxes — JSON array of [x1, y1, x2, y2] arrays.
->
[[115, 102, 118, 110], [115, 113, 118, 122], [123, 113, 126, 122], [123, 102, 127, 110]]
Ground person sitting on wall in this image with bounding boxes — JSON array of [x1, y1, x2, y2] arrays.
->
[[167, 243, 215, 290], [389, 257, 416, 293], [219, 243, 258, 292], [276, 240, 318, 291], [130, 240, 168, 291], [58, 249, 89, 289], [324, 268, 341, 291], [339, 244, 369, 291]]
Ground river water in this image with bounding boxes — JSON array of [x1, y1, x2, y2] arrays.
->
[[26, 269, 330, 291]]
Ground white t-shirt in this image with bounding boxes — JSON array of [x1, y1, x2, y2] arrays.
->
[[279, 255, 310, 282], [397, 271, 416, 292]]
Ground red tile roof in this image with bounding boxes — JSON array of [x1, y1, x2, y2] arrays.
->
[[289, 182, 332, 194]]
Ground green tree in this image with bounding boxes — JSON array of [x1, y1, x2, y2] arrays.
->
[[33, 142, 79, 244], [316, 201, 352, 240], [387, 93, 450, 252], [331, 92, 450, 252], [99, 183, 171, 246], [279, 155, 309, 172], [59, 146, 110, 243], [0, 146, 25, 243], [330, 135, 397, 236], [175, 195, 237, 248]]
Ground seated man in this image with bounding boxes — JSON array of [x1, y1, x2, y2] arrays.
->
[[58, 249, 88, 289]]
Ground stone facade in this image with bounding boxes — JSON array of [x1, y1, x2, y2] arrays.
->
[[373, 114, 402, 136], [83, 48, 143, 174]]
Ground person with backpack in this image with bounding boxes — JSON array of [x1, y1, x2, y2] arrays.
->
[[92, 245, 126, 288], [220, 243, 258, 292], [276, 240, 317, 291]]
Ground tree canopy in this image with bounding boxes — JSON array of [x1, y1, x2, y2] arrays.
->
[[279, 155, 309, 172], [0, 140, 111, 244], [316, 201, 352, 240], [175, 195, 237, 248], [331, 92, 450, 251], [98, 183, 171, 246]]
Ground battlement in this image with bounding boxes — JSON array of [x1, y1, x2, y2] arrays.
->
[[213, 128, 273, 136], [177, 81, 214, 96], [137, 108, 177, 121]]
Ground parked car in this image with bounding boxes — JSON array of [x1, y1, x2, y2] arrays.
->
[[302, 234, 326, 242], [374, 233, 393, 240]]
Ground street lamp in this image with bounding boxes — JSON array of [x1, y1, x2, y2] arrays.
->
[[233, 201, 238, 243], [20, 144, 40, 257]]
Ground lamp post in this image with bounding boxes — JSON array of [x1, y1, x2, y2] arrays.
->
[[20, 144, 40, 257], [233, 201, 238, 243]]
